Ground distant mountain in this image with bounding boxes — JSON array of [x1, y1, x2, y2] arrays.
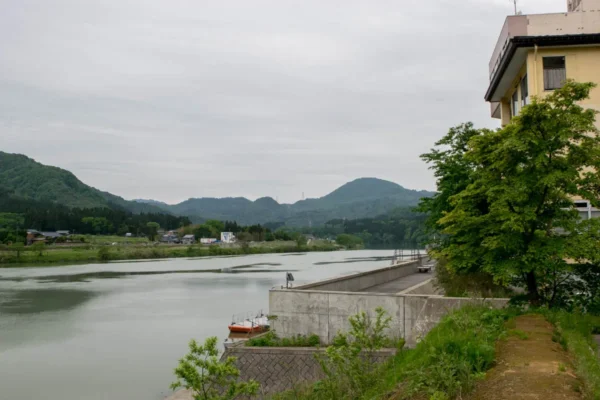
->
[[140, 178, 435, 226], [0, 151, 435, 226], [0, 151, 168, 214]]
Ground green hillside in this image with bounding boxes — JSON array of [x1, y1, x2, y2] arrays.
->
[[0, 151, 435, 227], [0, 152, 167, 214], [137, 178, 435, 226]]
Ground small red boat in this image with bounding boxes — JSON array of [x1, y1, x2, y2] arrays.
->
[[228, 312, 270, 334]]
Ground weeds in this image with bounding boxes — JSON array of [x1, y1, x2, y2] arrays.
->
[[376, 305, 518, 399], [543, 310, 600, 400], [559, 363, 567, 373], [508, 329, 529, 340], [246, 332, 320, 348]]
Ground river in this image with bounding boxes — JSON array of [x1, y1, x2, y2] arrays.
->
[[0, 250, 398, 400]]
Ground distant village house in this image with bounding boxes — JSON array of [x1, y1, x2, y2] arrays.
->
[[182, 235, 195, 245]]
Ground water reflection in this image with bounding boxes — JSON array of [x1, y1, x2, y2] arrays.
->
[[0, 250, 398, 400], [0, 262, 286, 283], [0, 288, 97, 315], [313, 256, 393, 265]]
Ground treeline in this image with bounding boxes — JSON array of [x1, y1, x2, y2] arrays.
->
[[0, 187, 190, 242], [301, 208, 428, 248], [181, 220, 300, 242]]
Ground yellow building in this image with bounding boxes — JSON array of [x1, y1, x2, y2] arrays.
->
[[486, 0, 600, 127], [486, 0, 600, 217]]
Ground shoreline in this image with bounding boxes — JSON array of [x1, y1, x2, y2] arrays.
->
[[0, 242, 342, 268]]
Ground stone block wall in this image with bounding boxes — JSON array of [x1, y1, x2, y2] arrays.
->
[[220, 346, 395, 397]]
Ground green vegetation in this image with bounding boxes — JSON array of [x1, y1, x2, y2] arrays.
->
[[544, 310, 600, 399], [334, 234, 364, 250], [0, 151, 434, 227], [0, 151, 167, 213], [246, 332, 321, 348], [171, 337, 259, 400], [0, 186, 190, 243], [166, 178, 434, 226], [296, 207, 428, 249], [273, 305, 515, 400], [421, 81, 600, 306]]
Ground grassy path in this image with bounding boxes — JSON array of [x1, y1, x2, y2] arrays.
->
[[467, 314, 582, 400]]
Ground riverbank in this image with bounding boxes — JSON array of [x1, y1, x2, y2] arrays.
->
[[0, 241, 340, 267]]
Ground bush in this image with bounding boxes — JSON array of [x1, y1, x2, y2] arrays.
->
[[314, 307, 398, 399], [171, 337, 259, 400], [246, 332, 321, 348], [97, 246, 111, 261]]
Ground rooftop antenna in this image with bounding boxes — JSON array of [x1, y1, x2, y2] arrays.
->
[[511, 0, 518, 14]]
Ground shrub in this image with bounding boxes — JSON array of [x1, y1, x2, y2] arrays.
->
[[171, 337, 259, 400], [315, 307, 398, 399], [97, 246, 111, 261], [246, 332, 321, 348]]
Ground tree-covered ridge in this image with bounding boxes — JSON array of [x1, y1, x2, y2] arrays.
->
[[302, 207, 427, 248], [0, 186, 190, 242], [158, 178, 435, 226], [0, 152, 168, 214], [0, 151, 434, 227]]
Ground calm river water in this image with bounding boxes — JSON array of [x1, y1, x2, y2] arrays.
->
[[0, 250, 397, 400]]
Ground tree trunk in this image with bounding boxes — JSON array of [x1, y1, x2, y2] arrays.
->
[[526, 271, 541, 305]]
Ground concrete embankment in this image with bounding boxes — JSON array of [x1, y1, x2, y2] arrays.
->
[[165, 259, 509, 399], [270, 258, 508, 347]]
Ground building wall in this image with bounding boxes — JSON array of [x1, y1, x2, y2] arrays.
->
[[527, 46, 600, 120], [498, 46, 600, 126], [569, 0, 600, 12]]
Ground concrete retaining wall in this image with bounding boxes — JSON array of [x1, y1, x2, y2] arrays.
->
[[399, 278, 443, 295], [295, 259, 421, 292], [269, 289, 509, 346]]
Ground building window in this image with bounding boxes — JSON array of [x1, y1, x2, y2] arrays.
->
[[521, 74, 529, 106], [543, 57, 566, 90], [512, 90, 519, 117]]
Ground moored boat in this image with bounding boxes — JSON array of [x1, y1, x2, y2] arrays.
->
[[227, 311, 270, 334]]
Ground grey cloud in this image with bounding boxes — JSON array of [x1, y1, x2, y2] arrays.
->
[[0, 0, 566, 203]]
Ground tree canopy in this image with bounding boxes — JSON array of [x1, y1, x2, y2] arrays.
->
[[424, 81, 600, 305]]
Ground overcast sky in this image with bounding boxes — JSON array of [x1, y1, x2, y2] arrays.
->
[[0, 0, 567, 204]]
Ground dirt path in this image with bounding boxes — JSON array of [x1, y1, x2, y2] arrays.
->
[[467, 314, 582, 400]]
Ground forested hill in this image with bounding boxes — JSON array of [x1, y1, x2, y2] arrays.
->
[[0, 151, 435, 227], [138, 178, 435, 226], [0, 152, 167, 214]]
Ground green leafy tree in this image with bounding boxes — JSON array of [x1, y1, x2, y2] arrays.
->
[[30, 242, 46, 256], [11, 242, 25, 259], [294, 234, 307, 249], [205, 220, 225, 235], [146, 222, 160, 241], [335, 234, 364, 249], [171, 337, 259, 400], [417, 123, 483, 241], [194, 225, 215, 240], [438, 81, 600, 305]]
